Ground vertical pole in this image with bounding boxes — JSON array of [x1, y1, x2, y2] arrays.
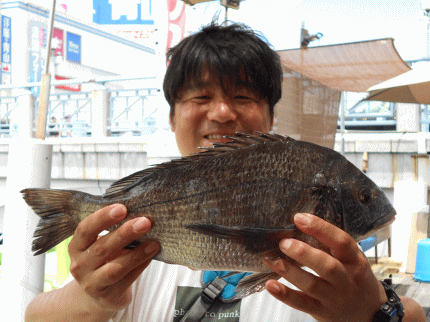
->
[[427, 13, 430, 57], [339, 92, 346, 154], [0, 140, 53, 322], [92, 89, 110, 138], [17, 92, 36, 138], [35, 0, 56, 139]]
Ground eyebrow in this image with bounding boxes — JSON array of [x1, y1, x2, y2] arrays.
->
[[182, 78, 257, 93], [182, 80, 213, 92]]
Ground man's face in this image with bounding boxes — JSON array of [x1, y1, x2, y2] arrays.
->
[[170, 76, 273, 157]]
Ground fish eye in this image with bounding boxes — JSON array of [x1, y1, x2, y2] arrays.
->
[[359, 190, 372, 204]]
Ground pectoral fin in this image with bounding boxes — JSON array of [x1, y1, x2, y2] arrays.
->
[[185, 223, 297, 254]]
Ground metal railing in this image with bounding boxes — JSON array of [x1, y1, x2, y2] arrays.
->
[[338, 93, 397, 131], [109, 88, 159, 137], [0, 76, 161, 138], [44, 92, 93, 137], [0, 95, 19, 137]]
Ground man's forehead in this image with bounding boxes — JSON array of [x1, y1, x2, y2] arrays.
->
[[181, 71, 255, 93]]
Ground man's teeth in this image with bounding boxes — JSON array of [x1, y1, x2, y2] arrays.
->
[[206, 135, 225, 139]]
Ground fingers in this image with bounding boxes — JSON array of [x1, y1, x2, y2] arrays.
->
[[66, 204, 160, 311], [93, 240, 159, 288], [68, 204, 157, 281], [80, 216, 152, 270], [69, 204, 128, 254], [263, 255, 334, 304], [265, 279, 322, 316], [263, 212, 388, 322], [294, 213, 362, 263]]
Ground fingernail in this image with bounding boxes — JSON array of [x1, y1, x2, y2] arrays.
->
[[110, 205, 126, 219], [267, 281, 281, 293], [294, 213, 311, 227], [133, 217, 150, 232], [144, 241, 160, 255], [280, 239, 292, 252], [262, 257, 280, 266]]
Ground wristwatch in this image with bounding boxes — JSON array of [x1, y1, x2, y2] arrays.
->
[[372, 281, 405, 322]]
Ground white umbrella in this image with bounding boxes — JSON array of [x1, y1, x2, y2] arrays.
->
[[364, 65, 430, 104]]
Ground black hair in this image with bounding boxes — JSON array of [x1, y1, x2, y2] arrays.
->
[[163, 22, 282, 120]]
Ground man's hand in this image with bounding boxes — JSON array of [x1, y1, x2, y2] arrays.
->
[[263, 213, 388, 322], [68, 204, 160, 313]]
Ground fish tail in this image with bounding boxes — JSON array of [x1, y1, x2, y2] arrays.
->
[[21, 188, 95, 255]]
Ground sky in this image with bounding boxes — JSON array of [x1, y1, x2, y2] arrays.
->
[[29, 0, 430, 62], [186, 0, 429, 61]]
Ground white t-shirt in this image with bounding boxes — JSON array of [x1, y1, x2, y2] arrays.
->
[[110, 261, 317, 322]]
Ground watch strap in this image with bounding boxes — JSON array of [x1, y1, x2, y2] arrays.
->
[[372, 281, 405, 322]]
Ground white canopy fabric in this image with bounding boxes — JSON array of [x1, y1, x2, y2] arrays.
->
[[364, 65, 430, 104]]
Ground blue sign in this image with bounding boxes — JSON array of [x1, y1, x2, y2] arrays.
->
[[1, 15, 12, 84], [28, 22, 47, 96], [93, 0, 154, 25], [66, 32, 81, 63]]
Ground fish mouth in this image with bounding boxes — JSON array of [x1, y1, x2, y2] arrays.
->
[[371, 209, 396, 229], [356, 209, 396, 242]]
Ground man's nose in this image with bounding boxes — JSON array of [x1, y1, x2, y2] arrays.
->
[[207, 97, 237, 123]]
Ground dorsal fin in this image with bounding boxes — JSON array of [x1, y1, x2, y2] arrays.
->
[[103, 132, 293, 197]]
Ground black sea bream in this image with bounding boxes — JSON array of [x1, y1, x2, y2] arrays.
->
[[21, 133, 396, 299]]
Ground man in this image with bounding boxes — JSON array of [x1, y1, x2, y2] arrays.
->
[[26, 23, 425, 322]]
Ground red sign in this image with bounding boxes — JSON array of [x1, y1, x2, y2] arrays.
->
[[54, 75, 81, 92], [53, 28, 64, 57], [166, 0, 186, 55]]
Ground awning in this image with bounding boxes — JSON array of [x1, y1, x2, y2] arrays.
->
[[277, 38, 411, 93], [275, 39, 411, 149]]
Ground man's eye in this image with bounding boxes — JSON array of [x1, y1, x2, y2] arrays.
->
[[191, 96, 210, 102], [235, 95, 254, 101]]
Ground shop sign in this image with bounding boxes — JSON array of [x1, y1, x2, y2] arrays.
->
[[54, 75, 81, 92], [93, 0, 154, 25], [66, 32, 81, 63]]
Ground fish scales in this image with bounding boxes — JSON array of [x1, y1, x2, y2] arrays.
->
[[21, 132, 396, 300]]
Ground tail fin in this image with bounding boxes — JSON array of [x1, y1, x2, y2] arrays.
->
[[21, 188, 84, 255]]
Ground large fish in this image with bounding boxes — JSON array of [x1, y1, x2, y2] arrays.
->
[[21, 133, 396, 300]]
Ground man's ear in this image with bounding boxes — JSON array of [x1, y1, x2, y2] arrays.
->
[[169, 114, 175, 132], [268, 115, 274, 132]]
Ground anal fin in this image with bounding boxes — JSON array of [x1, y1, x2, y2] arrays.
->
[[229, 272, 281, 301]]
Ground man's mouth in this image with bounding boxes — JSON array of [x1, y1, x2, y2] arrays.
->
[[204, 134, 234, 143], [205, 134, 226, 140]]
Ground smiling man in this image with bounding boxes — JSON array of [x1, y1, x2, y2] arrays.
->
[[25, 22, 425, 322], [163, 23, 280, 156]]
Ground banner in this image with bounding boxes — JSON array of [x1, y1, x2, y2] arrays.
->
[[53, 28, 64, 57], [29, 21, 47, 96], [166, 0, 186, 54], [1, 15, 12, 85]]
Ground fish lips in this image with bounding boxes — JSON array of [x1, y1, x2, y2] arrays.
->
[[354, 208, 396, 242]]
